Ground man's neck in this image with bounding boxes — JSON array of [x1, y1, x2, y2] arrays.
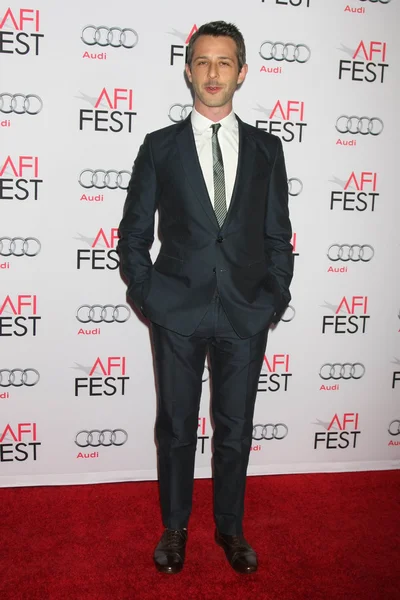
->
[[193, 100, 233, 122]]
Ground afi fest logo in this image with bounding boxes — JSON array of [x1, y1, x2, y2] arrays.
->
[[0, 155, 42, 201], [330, 171, 379, 212], [78, 88, 136, 133], [0, 7, 43, 55], [261, 0, 311, 6], [314, 413, 361, 450], [0, 295, 40, 336], [169, 24, 197, 66], [75, 228, 119, 270], [338, 41, 389, 83], [258, 354, 292, 393], [255, 100, 307, 143], [73, 356, 129, 397], [321, 296, 370, 334], [0, 422, 40, 462]]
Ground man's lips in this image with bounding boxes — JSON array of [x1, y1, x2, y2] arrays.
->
[[204, 85, 222, 94]]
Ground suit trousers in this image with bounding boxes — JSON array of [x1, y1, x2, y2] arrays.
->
[[150, 292, 269, 535]]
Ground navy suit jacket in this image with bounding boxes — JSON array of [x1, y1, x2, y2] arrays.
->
[[117, 114, 293, 338]]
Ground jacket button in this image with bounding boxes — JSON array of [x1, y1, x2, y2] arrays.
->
[[217, 236, 223, 243]]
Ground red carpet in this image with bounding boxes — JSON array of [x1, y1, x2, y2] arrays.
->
[[1, 471, 399, 600]]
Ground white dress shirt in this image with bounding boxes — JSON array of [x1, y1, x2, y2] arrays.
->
[[191, 107, 239, 209]]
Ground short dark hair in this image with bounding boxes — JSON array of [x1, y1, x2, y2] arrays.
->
[[186, 21, 246, 71]]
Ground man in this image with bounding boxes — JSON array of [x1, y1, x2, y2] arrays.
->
[[117, 21, 293, 574]]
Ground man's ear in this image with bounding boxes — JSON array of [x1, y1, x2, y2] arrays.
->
[[237, 63, 248, 85], [185, 63, 193, 83]]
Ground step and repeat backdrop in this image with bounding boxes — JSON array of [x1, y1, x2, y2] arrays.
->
[[1, 0, 399, 487]]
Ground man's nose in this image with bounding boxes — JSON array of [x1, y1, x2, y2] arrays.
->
[[208, 61, 219, 80]]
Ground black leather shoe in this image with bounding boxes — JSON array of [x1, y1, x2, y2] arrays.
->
[[215, 530, 258, 574], [154, 529, 188, 574]]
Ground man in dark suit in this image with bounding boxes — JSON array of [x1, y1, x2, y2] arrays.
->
[[117, 21, 293, 574]]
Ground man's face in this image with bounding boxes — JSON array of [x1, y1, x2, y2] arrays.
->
[[185, 35, 247, 110]]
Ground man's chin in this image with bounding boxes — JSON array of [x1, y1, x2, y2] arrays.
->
[[198, 93, 231, 109]]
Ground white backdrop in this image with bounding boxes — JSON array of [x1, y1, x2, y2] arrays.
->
[[1, 0, 399, 487]]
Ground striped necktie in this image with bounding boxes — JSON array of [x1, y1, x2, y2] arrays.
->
[[211, 123, 227, 227]]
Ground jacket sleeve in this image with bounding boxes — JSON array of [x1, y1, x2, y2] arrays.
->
[[264, 137, 294, 322], [117, 134, 159, 311]]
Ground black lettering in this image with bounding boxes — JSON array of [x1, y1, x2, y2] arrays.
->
[[0, 31, 13, 53], [0, 178, 14, 200], [106, 249, 120, 270], [109, 110, 123, 133], [77, 249, 91, 269], [322, 315, 334, 333], [170, 44, 184, 66], [14, 442, 29, 461], [0, 443, 14, 461], [15, 31, 30, 55], [15, 178, 30, 200], [338, 431, 350, 449], [338, 59, 352, 80]]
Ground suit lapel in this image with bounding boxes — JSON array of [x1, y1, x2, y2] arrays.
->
[[176, 116, 219, 230], [175, 114, 256, 232], [222, 117, 256, 231]]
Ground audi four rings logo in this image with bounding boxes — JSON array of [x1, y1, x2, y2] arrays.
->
[[168, 103, 192, 123], [259, 42, 311, 63], [252, 423, 289, 440], [0, 369, 40, 387], [335, 116, 384, 136], [319, 363, 366, 380], [327, 244, 374, 262], [388, 420, 400, 436], [81, 26, 139, 48], [360, 1, 391, 3], [0, 93, 43, 115], [79, 169, 131, 190], [76, 304, 131, 323], [75, 429, 128, 447], [288, 178, 303, 197], [0, 237, 41, 257], [281, 305, 296, 322]]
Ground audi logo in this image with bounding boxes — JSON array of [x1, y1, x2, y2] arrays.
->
[[81, 26, 139, 48], [168, 103, 192, 123], [319, 363, 366, 380], [359, 0, 391, 3], [259, 41, 311, 63], [0, 237, 41, 257], [388, 420, 400, 436], [288, 178, 303, 197], [76, 304, 131, 323], [0, 93, 43, 115], [252, 423, 289, 440], [0, 369, 40, 387], [75, 429, 128, 447], [281, 305, 296, 323], [78, 169, 131, 190], [327, 244, 374, 262], [335, 115, 384, 136]]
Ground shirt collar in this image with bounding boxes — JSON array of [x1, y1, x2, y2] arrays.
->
[[191, 107, 237, 134]]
